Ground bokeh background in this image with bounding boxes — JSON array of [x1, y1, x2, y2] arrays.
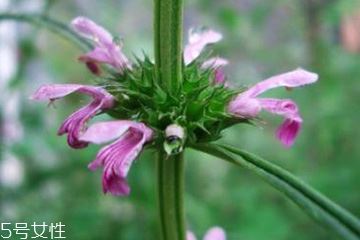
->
[[1, 0, 359, 239]]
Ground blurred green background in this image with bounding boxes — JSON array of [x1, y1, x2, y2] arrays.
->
[[1, 0, 359, 239]]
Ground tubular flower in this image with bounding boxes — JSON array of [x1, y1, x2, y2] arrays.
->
[[202, 57, 229, 85], [31, 84, 115, 148], [184, 28, 228, 85], [80, 121, 153, 196], [187, 227, 226, 240], [228, 68, 318, 147], [184, 28, 222, 65], [71, 17, 132, 74]]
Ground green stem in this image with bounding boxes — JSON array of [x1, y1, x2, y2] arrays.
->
[[0, 13, 91, 51], [157, 150, 186, 240], [192, 143, 360, 240], [154, 0, 185, 238], [154, 0, 184, 95]]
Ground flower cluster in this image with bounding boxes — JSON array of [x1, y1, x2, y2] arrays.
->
[[32, 17, 317, 196], [31, 84, 153, 195]]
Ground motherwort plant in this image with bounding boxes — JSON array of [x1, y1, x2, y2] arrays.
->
[[1, 1, 359, 239]]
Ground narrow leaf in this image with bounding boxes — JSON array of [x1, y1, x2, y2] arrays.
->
[[192, 143, 360, 240], [0, 13, 91, 51]]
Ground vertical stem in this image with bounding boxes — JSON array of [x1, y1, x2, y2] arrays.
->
[[157, 151, 186, 240], [154, 0, 185, 238], [154, 0, 184, 95]]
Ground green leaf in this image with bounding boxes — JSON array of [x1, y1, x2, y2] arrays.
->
[[192, 143, 360, 240], [0, 13, 92, 51]]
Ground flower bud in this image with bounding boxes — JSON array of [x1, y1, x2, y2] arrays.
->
[[164, 124, 185, 155]]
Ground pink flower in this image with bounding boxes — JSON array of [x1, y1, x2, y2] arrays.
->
[[184, 28, 223, 65], [71, 17, 132, 74], [184, 28, 228, 85], [31, 84, 114, 148], [79, 120, 153, 196], [187, 227, 226, 240], [228, 68, 318, 147], [32, 84, 153, 196], [201, 57, 229, 85]]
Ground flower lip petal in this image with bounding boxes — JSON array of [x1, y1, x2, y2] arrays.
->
[[84, 121, 153, 171], [242, 68, 318, 98], [184, 28, 223, 65], [87, 122, 153, 196], [31, 84, 115, 149], [188, 28, 222, 44], [57, 103, 96, 148], [79, 120, 137, 144], [200, 57, 229, 86], [276, 118, 302, 147], [30, 84, 114, 103], [201, 57, 229, 69], [30, 84, 84, 101], [102, 174, 130, 196], [71, 16, 113, 46], [228, 68, 317, 148]]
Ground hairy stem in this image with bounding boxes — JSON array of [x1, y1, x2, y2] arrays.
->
[[157, 151, 186, 240], [154, 0, 186, 238], [0, 13, 91, 51], [154, 0, 184, 95]]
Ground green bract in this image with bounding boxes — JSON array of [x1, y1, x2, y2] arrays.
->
[[102, 56, 246, 145]]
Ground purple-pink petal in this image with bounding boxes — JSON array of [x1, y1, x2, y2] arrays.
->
[[258, 98, 299, 120], [31, 84, 114, 103], [228, 68, 317, 147], [79, 120, 136, 144], [71, 17, 113, 47], [102, 173, 130, 196], [57, 101, 101, 148], [276, 118, 302, 147], [184, 29, 222, 65], [32, 84, 114, 148], [228, 97, 262, 118], [71, 16, 132, 72], [213, 69, 226, 85], [85, 121, 153, 196], [201, 57, 229, 85], [201, 57, 228, 69], [229, 98, 303, 147], [31, 84, 84, 101], [241, 68, 318, 98], [258, 98, 303, 146]]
